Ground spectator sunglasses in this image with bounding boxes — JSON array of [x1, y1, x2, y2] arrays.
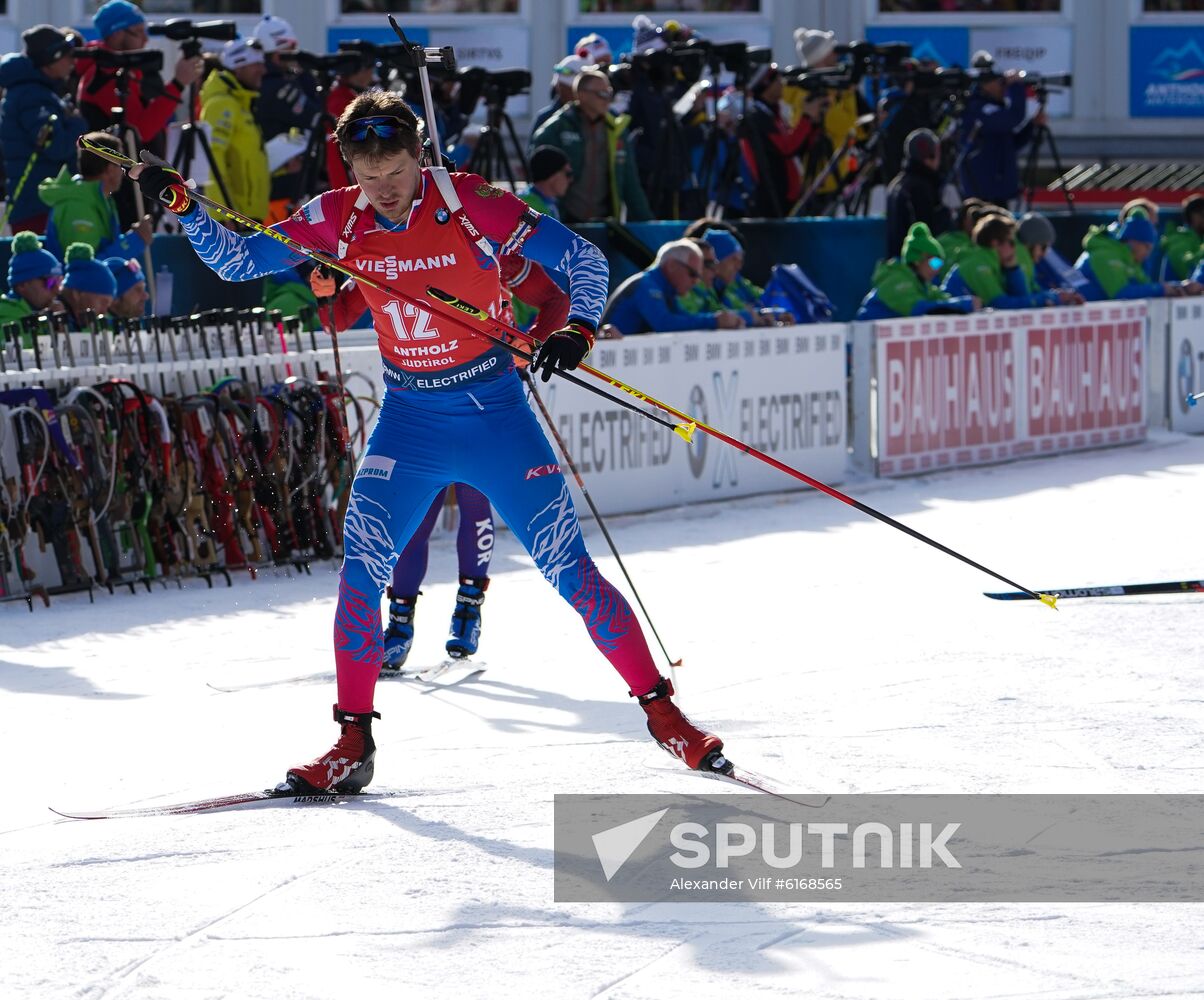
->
[[346, 116, 411, 142]]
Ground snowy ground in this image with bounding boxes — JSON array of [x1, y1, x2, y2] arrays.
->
[[4, 432, 1204, 1000]]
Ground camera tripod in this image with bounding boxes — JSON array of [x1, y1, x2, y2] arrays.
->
[[701, 88, 781, 219], [466, 95, 529, 187], [1021, 89, 1073, 214], [170, 41, 232, 215]]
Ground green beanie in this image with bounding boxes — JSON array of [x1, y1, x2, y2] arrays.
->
[[902, 222, 945, 267]]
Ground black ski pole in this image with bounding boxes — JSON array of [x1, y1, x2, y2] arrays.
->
[[521, 367, 681, 676]]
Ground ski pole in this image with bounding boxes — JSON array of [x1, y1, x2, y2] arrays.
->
[[83, 137, 1054, 608], [429, 286, 1058, 609], [78, 137, 687, 438], [2, 115, 57, 233], [520, 366, 682, 679], [309, 280, 351, 449]]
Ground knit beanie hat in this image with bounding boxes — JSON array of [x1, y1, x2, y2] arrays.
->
[[221, 38, 264, 71], [63, 243, 118, 297], [632, 14, 666, 54], [22, 25, 74, 68], [252, 15, 297, 54], [551, 54, 586, 89], [529, 145, 570, 183], [93, 0, 145, 41], [574, 33, 612, 64], [1118, 210, 1156, 245], [904, 128, 939, 163], [1016, 212, 1056, 248], [794, 28, 837, 69], [104, 256, 144, 297], [902, 222, 945, 267], [7, 231, 62, 287], [702, 228, 741, 262]]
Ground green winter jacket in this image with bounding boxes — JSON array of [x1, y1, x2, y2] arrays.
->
[[678, 282, 725, 316], [529, 104, 652, 222], [264, 273, 319, 331], [1160, 225, 1203, 281], [200, 69, 269, 222], [943, 244, 1006, 302], [1078, 225, 1159, 299], [37, 167, 147, 261], [864, 258, 953, 318], [0, 294, 32, 328], [936, 230, 971, 279]]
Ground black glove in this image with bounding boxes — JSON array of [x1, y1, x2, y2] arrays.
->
[[529, 322, 594, 383], [133, 156, 194, 215]]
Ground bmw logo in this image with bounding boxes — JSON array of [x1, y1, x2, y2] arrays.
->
[[435, 207, 450, 224]]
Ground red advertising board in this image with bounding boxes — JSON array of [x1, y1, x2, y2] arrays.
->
[[875, 305, 1146, 477]]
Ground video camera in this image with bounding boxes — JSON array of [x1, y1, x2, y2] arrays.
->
[[280, 50, 368, 77], [784, 65, 855, 93], [147, 18, 236, 58], [73, 46, 164, 73], [337, 39, 456, 74], [454, 66, 531, 113]]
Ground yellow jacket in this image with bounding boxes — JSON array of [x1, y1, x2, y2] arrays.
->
[[200, 69, 269, 222], [783, 84, 865, 195]]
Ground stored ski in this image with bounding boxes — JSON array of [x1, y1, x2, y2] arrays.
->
[[648, 757, 828, 808], [50, 789, 401, 820], [985, 579, 1204, 601]]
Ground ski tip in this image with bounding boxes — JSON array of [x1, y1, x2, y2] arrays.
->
[[674, 420, 697, 443], [1039, 592, 1059, 610]]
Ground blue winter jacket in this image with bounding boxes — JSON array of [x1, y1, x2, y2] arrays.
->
[[602, 266, 722, 335], [956, 82, 1035, 205], [0, 55, 88, 224]]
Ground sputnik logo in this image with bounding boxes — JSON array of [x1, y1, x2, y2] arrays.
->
[[591, 808, 668, 881]]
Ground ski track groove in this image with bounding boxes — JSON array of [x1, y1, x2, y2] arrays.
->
[[74, 866, 322, 1000], [586, 932, 703, 999]]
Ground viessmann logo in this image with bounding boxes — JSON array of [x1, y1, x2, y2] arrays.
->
[[362, 253, 458, 280], [592, 810, 961, 881]]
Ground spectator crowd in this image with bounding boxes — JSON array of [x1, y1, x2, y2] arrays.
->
[[1, 4, 1202, 340]]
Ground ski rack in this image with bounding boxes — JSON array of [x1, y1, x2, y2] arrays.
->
[[0, 305, 379, 609]]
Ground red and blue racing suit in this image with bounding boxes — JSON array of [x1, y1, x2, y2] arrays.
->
[[178, 170, 662, 709]]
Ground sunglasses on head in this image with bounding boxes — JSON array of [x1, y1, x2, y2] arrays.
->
[[346, 116, 410, 142]]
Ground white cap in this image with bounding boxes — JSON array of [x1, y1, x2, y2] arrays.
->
[[794, 28, 837, 68], [253, 14, 297, 54], [266, 132, 308, 172], [221, 38, 264, 70], [551, 54, 586, 89]]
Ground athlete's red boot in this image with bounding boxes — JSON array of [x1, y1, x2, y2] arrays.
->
[[281, 706, 380, 794], [636, 677, 725, 771]]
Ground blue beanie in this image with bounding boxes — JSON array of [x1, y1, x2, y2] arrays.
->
[[7, 231, 62, 287], [1118, 211, 1156, 245], [94, 0, 145, 40], [104, 256, 145, 297], [702, 228, 741, 262], [64, 243, 118, 297]]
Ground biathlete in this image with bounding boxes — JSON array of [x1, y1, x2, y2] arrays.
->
[[312, 251, 571, 668], [129, 89, 725, 790]]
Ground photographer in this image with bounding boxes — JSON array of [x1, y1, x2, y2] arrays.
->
[[76, 1, 199, 146], [956, 54, 1042, 206], [744, 64, 820, 218], [325, 53, 376, 190], [530, 68, 652, 224], [531, 55, 586, 142], [252, 16, 321, 143], [0, 25, 88, 233], [885, 128, 950, 258], [200, 39, 269, 222], [787, 30, 871, 209]]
